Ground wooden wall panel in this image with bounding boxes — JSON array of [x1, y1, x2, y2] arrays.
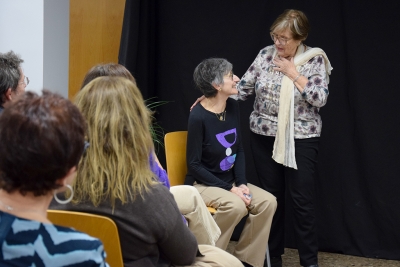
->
[[69, 0, 126, 99]]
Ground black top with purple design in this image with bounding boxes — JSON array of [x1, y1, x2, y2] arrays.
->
[[185, 98, 246, 191]]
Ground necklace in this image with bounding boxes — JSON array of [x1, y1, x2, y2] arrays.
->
[[207, 98, 226, 121], [0, 199, 15, 211], [215, 110, 226, 121], [0, 198, 45, 215]]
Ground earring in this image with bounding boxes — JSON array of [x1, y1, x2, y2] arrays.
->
[[218, 88, 222, 91], [54, 184, 74, 204]]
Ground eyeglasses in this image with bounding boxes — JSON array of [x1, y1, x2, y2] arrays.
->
[[270, 33, 292, 46], [224, 72, 234, 80], [19, 76, 29, 86]]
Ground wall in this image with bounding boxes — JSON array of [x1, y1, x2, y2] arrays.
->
[[0, 0, 69, 98], [69, 0, 125, 98], [0, 0, 125, 99], [0, 0, 45, 94], [43, 0, 69, 97]]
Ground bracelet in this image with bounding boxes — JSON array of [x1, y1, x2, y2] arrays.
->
[[293, 74, 301, 84]]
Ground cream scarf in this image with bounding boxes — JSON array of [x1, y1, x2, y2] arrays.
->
[[272, 45, 333, 169]]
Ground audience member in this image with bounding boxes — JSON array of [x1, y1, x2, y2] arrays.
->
[[0, 51, 28, 113], [0, 90, 108, 266]]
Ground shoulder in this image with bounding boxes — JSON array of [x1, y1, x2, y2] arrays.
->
[[44, 223, 105, 249], [226, 98, 239, 110], [304, 45, 326, 65], [0, 216, 107, 266], [144, 183, 177, 209], [190, 103, 204, 116], [259, 45, 275, 57], [45, 226, 107, 266], [188, 104, 205, 124]]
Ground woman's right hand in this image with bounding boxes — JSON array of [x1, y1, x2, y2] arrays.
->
[[190, 95, 205, 111], [230, 186, 251, 206]]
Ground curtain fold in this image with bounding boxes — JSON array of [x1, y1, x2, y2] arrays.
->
[[119, 0, 157, 99]]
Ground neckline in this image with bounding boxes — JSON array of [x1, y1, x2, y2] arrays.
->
[[199, 100, 228, 121]]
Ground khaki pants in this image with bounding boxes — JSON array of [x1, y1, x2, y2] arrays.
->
[[178, 244, 244, 267], [170, 185, 221, 246], [194, 183, 277, 267]]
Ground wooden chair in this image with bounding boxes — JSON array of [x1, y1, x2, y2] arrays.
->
[[164, 131, 216, 214], [47, 210, 124, 267]]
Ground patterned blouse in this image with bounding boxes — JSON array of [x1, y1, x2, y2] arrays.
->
[[236, 44, 329, 139], [0, 211, 108, 267]]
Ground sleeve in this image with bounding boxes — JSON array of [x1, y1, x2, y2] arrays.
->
[[236, 50, 264, 101], [186, 108, 233, 190], [149, 153, 170, 189], [300, 55, 329, 107], [231, 101, 247, 186], [157, 187, 198, 265]]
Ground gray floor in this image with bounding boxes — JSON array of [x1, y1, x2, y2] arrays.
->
[[227, 242, 400, 267]]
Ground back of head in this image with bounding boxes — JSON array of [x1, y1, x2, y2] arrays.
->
[[80, 63, 136, 89], [0, 90, 85, 196], [193, 58, 232, 98], [270, 9, 310, 41], [0, 51, 24, 104], [74, 76, 155, 207]]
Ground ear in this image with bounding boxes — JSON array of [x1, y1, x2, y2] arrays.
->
[[55, 166, 77, 187], [211, 83, 221, 91], [5, 88, 12, 101]]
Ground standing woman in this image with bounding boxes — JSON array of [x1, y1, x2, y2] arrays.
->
[[186, 58, 277, 267], [237, 9, 332, 267]]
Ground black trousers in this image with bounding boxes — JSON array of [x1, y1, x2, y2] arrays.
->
[[250, 131, 319, 266]]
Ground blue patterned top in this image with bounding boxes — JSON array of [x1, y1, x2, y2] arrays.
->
[[0, 211, 109, 267]]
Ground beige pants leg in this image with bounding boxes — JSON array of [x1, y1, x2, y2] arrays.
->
[[170, 185, 221, 246], [233, 184, 277, 267], [193, 183, 248, 250], [194, 183, 277, 267], [178, 245, 244, 267]]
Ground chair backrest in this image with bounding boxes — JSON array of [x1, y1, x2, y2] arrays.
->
[[47, 210, 124, 267], [164, 131, 188, 186]]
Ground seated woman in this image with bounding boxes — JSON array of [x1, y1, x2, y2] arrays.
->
[[0, 91, 108, 266], [78, 63, 221, 246], [52, 77, 242, 267], [186, 58, 277, 267]]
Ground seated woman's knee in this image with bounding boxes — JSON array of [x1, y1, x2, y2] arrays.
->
[[225, 197, 248, 217]]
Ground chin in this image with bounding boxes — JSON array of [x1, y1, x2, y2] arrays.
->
[[230, 89, 239, 95], [277, 51, 286, 57]]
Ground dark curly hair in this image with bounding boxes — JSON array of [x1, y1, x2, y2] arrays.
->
[[0, 90, 85, 196]]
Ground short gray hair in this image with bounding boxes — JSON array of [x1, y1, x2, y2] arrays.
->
[[0, 51, 24, 104], [193, 58, 232, 98]]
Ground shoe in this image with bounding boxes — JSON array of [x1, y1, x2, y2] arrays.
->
[[269, 256, 282, 267]]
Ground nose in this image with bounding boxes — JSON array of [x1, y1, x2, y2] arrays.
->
[[233, 75, 240, 83]]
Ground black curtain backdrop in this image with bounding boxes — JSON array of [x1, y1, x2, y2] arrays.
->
[[119, 0, 400, 260]]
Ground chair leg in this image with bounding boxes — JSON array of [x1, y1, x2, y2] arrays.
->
[[265, 245, 271, 267]]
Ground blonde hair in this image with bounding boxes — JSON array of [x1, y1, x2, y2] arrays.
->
[[74, 76, 156, 208], [270, 9, 310, 41]]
